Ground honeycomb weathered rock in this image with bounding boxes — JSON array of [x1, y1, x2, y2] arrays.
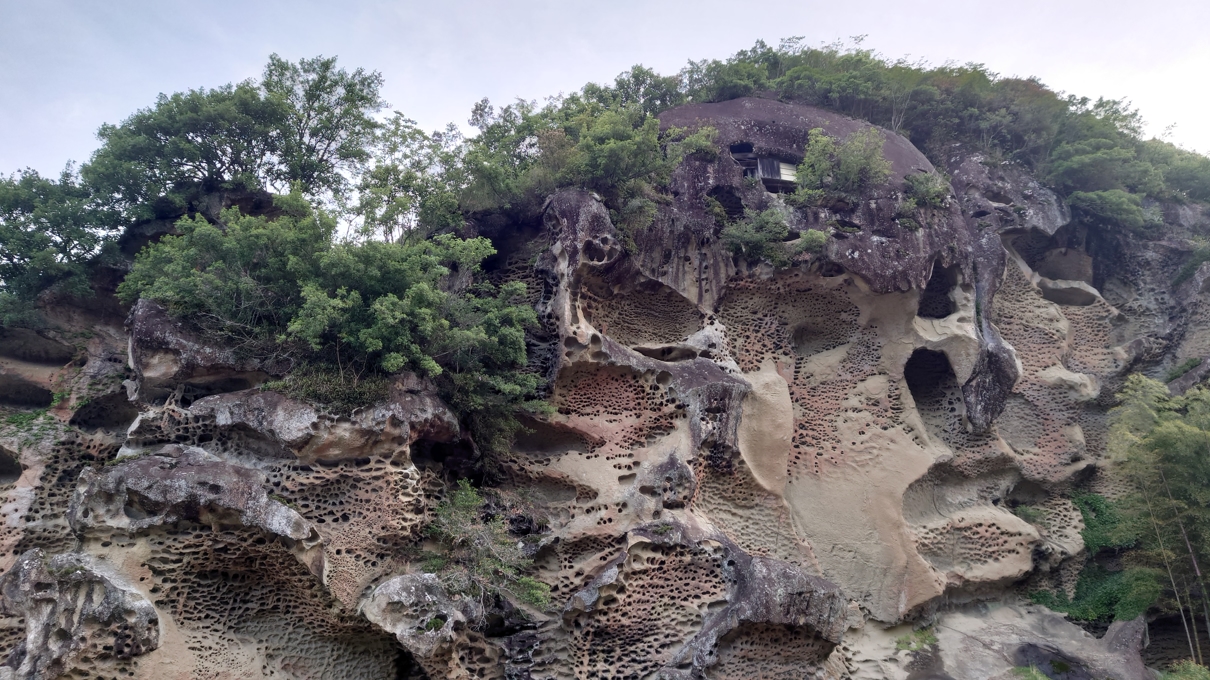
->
[[2, 95, 1189, 679]]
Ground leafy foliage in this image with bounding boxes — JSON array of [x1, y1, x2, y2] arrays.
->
[[1068, 189, 1149, 232], [903, 171, 950, 208], [798, 229, 828, 253], [1167, 358, 1205, 384], [1011, 666, 1049, 680], [1026, 372, 1210, 627], [354, 114, 465, 241], [1164, 661, 1210, 679], [794, 127, 891, 205], [681, 38, 1210, 232], [893, 628, 937, 651], [83, 54, 385, 221], [83, 82, 284, 222], [261, 54, 386, 198], [0, 167, 118, 323], [721, 208, 790, 265], [116, 195, 330, 333], [425, 479, 550, 609], [458, 82, 715, 229], [1101, 374, 1210, 627], [1073, 493, 1136, 554], [118, 193, 541, 452], [1030, 564, 1161, 621]]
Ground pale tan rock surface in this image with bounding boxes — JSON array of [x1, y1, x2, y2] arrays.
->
[[1, 96, 1191, 678]]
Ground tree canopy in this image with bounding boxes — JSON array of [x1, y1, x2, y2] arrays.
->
[[0, 166, 118, 325]]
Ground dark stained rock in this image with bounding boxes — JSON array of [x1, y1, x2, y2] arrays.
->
[[0, 549, 160, 680], [657, 96, 975, 296], [0, 328, 75, 365], [126, 299, 287, 404], [944, 149, 1070, 237], [185, 376, 461, 464], [68, 444, 324, 575]]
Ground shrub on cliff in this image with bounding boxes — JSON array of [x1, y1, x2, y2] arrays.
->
[[792, 127, 891, 206], [721, 208, 790, 265], [425, 479, 550, 609], [1164, 661, 1210, 680], [903, 171, 950, 208], [117, 192, 542, 452], [798, 228, 828, 253], [1067, 189, 1150, 232], [459, 89, 715, 228]]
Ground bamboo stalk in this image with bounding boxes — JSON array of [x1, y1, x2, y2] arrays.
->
[[1188, 577, 1204, 665], [1141, 481, 1198, 661], [1160, 468, 1210, 662]]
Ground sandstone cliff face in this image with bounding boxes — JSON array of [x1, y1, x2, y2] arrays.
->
[[0, 96, 1205, 679]]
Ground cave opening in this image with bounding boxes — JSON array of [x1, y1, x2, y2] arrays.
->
[[728, 142, 797, 193], [410, 438, 482, 484], [918, 262, 958, 319], [905, 349, 956, 402], [0, 327, 76, 365], [70, 392, 140, 432], [904, 348, 965, 444], [0, 446, 21, 486], [144, 374, 269, 408]]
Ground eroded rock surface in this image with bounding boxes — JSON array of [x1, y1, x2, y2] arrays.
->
[[2, 95, 1202, 678], [0, 549, 159, 680]]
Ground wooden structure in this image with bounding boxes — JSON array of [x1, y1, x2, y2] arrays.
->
[[729, 143, 798, 193]]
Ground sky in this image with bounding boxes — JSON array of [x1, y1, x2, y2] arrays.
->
[[2, 0, 1209, 176]]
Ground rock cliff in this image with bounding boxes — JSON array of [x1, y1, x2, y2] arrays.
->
[[1, 95, 1206, 679]]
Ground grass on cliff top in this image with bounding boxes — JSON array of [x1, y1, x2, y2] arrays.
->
[[260, 364, 391, 415], [1164, 661, 1210, 679]]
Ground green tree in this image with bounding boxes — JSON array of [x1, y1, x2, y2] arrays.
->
[[794, 127, 891, 203], [355, 114, 465, 241], [262, 54, 386, 197], [1109, 374, 1210, 661], [581, 65, 685, 118], [458, 86, 713, 234], [0, 167, 117, 325], [83, 82, 285, 222]]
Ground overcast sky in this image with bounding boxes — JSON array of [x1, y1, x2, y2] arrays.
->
[[2, 0, 1208, 176]]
